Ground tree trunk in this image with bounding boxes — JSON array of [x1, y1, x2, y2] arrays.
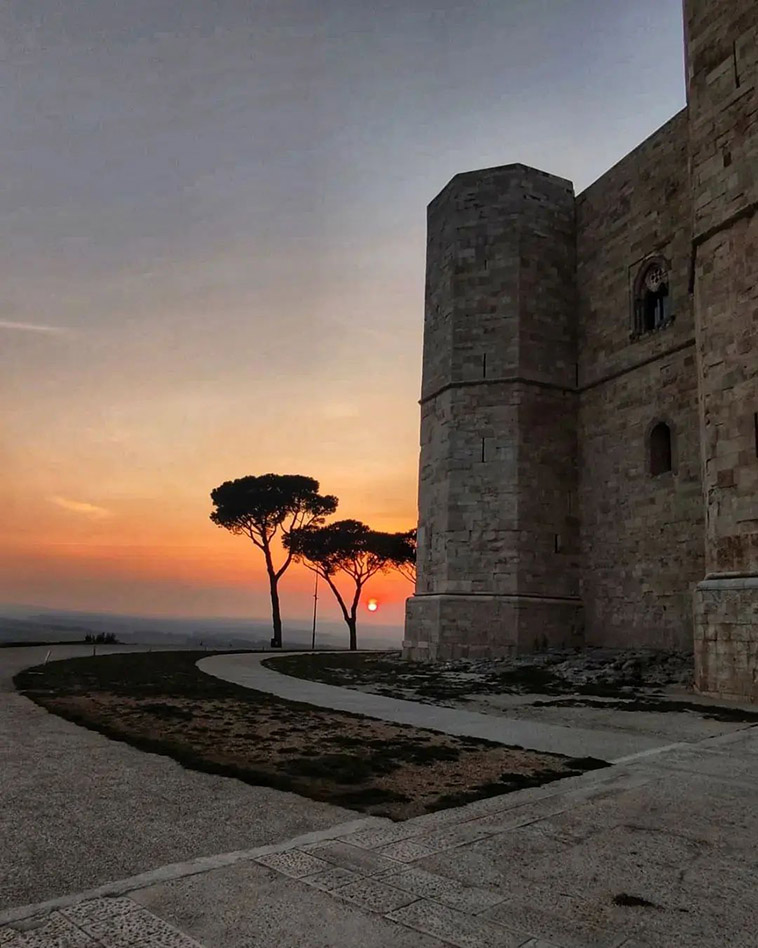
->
[[265, 556, 283, 648], [269, 579, 283, 647], [347, 615, 357, 651]]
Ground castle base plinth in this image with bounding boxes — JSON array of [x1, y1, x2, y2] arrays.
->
[[403, 594, 583, 662], [694, 577, 758, 703]]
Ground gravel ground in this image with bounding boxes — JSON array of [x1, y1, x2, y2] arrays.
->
[[267, 649, 758, 744], [0, 645, 355, 912], [269, 648, 697, 703]]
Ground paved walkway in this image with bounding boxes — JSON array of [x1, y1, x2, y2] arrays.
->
[[6, 646, 758, 947], [3, 725, 758, 947], [197, 652, 675, 762]]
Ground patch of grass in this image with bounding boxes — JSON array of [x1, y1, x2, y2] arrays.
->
[[14, 650, 608, 821], [327, 734, 368, 748], [335, 787, 410, 808], [284, 753, 389, 784], [139, 702, 195, 721]]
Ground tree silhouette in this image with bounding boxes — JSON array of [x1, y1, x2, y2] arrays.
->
[[286, 519, 416, 651], [393, 528, 417, 585], [210, 474, 338, 648]]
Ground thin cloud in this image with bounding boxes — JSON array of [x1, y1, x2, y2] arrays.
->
[[0, 320, 69, 334], [50, 497, 112, 519]]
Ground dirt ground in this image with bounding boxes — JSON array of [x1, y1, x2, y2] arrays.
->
[[14, 651, 605, 821]]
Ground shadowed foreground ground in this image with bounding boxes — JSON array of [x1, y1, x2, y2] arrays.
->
[[3, 646, 758, 947]]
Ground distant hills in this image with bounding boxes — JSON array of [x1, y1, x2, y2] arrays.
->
[[0, 604, 402, 651]]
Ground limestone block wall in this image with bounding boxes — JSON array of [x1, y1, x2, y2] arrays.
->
[[576, 111, 704, 650], [694, 578, 758, 700], [405, 165, 581, 660], [517, 385, 580, 602], [415, 384, 521, 598], [686, 0, 758, 700], [579, 355, 704, 650], [576, 112, 694, 379]]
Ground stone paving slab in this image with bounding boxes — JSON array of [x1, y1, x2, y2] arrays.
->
[[10, 914, 95, 948], [387, 899, 530, 948], [483, 896, 623, 948], [301, 840, 403, 876], [198, 653, 667, 761], [254, 849, 332, 879], [132, 859, 452, 948], [60, 900, 139, 927], [300, 866, 363, 892], [375, 867, 505, 915], [332, 878, 418, 913], [376, 824, 495, 862], [74, 904, 201, 948], [0, 900, 203, 948]]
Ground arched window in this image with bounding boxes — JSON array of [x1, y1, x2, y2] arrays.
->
[[634, 258, 672, 335], [650, 422, 673, 476]]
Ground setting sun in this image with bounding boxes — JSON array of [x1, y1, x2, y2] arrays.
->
[[367, 599, 378, 612]]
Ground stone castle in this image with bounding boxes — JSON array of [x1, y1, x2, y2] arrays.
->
[[404, 0, 758, 702]]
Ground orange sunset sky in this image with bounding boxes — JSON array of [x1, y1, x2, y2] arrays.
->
[[1, 0, 686, 635]]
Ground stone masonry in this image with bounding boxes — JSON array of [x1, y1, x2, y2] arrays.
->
[[404, 0, 758, 701]]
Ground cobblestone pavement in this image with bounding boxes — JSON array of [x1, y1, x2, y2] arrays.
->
[[3, 725, 757, 948]]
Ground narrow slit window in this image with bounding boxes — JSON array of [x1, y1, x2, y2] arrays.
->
[[634, 259, 672, 335], [650, 422, 673, 476], [643, 282, 669, 331]]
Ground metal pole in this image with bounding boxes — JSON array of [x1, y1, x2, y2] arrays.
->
[[311, 572, 319, 650]]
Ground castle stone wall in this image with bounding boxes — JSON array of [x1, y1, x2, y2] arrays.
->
[[687, 0, 758, 701], [405, 165, 581, 660], [404, 1, 758, 701], [578, 354, 704, 650], [575, 111, 704, 650], [576, 112, 694, 380]]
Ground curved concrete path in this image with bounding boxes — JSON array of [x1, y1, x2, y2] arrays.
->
[[198, 652, 675, 763]]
